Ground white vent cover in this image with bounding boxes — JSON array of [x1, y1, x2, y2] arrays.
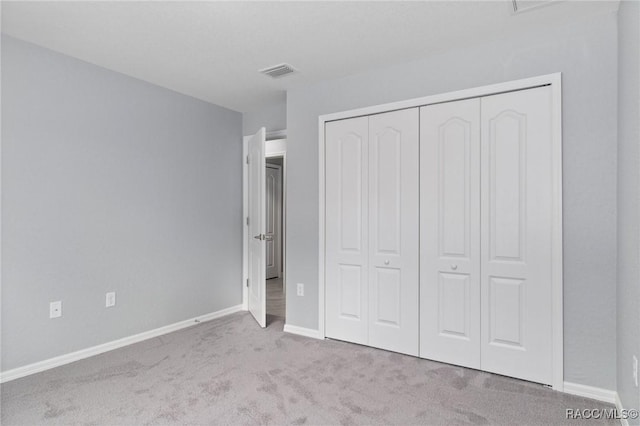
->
[[259, 63, 296, 78]]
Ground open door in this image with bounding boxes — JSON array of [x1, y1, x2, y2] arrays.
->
[[248, 128, 267, 327]]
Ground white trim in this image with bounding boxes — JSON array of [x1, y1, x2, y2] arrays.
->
[[318, 73, 564, 389], [550, 74, 564, 391], [0, 304, 243, 384], [282, 153, 287, 293], [265, 152, 287, 295], [563, 382, 617, 405], [265, 138, 287, 156], [318, 119, 326, 339], [283, 323, 324, 340], [615, 392, 630, 426], [267, 151, 286, 158], [265, 163, 283, 280], [320, 73, 559, 123], [242, 136, 250, 310]]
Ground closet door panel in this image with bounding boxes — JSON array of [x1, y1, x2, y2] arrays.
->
[[419, 99, 481, 368], [325, 117, 369, 345], [368, 109, 419, 356], [480, 86, 553, 385]]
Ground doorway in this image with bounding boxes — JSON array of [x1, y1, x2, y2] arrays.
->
[[265, 157, 285, 324], [242, 132, 287, 328]]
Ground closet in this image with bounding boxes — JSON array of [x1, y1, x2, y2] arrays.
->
[[420, 86, 554, 385], [323, 78, 561, 386]]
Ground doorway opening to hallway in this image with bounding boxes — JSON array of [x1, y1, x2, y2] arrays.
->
[[265, 156, 285, 324]]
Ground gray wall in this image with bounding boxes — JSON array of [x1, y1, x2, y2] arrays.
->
[[286, 11, 618, 389], [1, 36, 243, 371], [242, 96, 287, 136], [616, 0, 640, 418]]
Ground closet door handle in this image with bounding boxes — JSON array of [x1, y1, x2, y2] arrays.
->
[[384, 260, 390, 265], [451, 264, 458, 270]]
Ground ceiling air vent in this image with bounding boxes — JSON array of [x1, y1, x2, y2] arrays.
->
[[259, 63, 296, 79]]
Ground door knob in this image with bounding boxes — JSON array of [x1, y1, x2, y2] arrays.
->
[[384, 260, 390, 265], [451, 264, 458, 270]]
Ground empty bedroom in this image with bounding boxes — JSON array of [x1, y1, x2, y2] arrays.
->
[[1, 1, 639, 425]]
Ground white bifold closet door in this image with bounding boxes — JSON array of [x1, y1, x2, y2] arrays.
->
[[368, 109, 419, 356], [480, 86, 553, 385], [325, 109, 419, 356], [419, 98, 481, 369], [419, 85, 554, 384], [325, 116, 369, 345]]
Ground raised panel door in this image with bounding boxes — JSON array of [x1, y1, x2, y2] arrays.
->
[[325, 117, 369, 344], [265, 164, 282, 279], [419, 99, 481, 368], [480, 86, 553, 385], [368, 109, 419, 356], [248, 128, 266, 328]]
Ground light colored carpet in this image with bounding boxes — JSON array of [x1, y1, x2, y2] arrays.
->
[[1, 312, 614, 425]]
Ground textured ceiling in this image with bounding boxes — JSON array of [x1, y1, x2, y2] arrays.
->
[[1, 1, 619, 112]]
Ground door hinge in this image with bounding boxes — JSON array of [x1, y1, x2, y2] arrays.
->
[[246, 217, 249, 226], [246, 278, 249, 287], [246, 155, 249, 164]]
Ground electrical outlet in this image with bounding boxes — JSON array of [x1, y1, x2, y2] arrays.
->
[[49, 301, 62, 319], [633, 355, 638, 387], [296, 283, 304, 297], [105, 292, 116, 308]]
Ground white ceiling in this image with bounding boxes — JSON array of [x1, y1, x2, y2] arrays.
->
[[1, 1, 618, 112]]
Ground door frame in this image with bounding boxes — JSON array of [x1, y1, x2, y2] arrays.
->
[[318, 73, 563, 390], [265, 162, 283, 280], [243, 137, 287, 310]]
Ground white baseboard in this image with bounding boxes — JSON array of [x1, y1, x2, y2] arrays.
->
[[0, 304, 243, 384], [283, 323, 324, 340], [563, 381, 617, 404]]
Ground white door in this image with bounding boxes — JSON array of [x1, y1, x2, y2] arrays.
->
[[325, 117, 369, 345], [248, 128, 267, 328], [419, 99, 481, 368], [265, 164, 282, 279], [368, 109, 419, 356], [480, 86, 553, 384]]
